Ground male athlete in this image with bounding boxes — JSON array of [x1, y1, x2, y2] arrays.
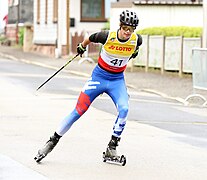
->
[[34, 9, 142, 163]]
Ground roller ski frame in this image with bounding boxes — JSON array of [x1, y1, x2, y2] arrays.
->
[[34, 152, 47, 163], [34, 135, 59, 163], [102, 152, 126, 166]]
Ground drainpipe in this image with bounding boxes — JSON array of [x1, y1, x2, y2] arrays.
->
[[56, 1, 62, 58], [16, 0, 20, 44], [203, 0, 207, 48], [66, 0, 70, 55]]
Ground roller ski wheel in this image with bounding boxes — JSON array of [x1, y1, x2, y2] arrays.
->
[[102, 152, 126, 166]]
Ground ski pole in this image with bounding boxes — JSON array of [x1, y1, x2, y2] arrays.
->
[[36, 54, 79, 91]]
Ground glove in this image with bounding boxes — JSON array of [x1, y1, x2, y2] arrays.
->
[[130, 48, 139, 60], [77, 43, 86, 57]]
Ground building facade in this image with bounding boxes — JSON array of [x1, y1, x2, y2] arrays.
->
[[33, 0, 113, 57], [110, 0, 203, 30]]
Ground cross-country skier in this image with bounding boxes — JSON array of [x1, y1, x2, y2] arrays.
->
[[34, 9, 142, 163]]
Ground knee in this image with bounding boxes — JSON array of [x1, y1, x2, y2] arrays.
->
[[118, 105, 129, 118]]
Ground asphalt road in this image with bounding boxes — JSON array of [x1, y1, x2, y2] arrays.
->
[[1, 57, 207, 179], [1, 57, 207, 149]]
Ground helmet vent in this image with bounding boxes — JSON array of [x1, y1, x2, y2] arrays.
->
[[119, 10, 139, 27]]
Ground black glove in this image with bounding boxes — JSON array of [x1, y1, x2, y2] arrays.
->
[[130, 48, 139, 60], [77, 43, 86, 57]]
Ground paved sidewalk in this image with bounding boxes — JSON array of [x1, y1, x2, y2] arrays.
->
[[0, 154, 48, 180], [0, 45, 207, 106]]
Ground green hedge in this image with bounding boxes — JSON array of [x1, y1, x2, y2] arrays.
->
[[137, 26, 202, 37]]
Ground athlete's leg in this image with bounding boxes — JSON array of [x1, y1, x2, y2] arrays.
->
[[35, 71, 108, 162], [56, 77, 106, 136], [104, 78, 129, 158], [106, 78, 129, 137]]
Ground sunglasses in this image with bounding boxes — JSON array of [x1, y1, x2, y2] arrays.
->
[[121, 25, 135, 32]]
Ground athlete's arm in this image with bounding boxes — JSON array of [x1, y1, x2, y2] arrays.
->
[[134, 34, 143, 54], [89, 30, 109, 44], [136, 34, 142, 49], [130, 34, 142, 59], [80, 30, 109, 48], [80, 37, 91, 48]]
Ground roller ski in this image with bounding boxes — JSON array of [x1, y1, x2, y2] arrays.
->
[[102, 136, 126, 166], [34, 134, 59, 163]]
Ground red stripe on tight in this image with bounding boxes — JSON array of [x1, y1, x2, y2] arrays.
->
[[76, 92, 91, 116]]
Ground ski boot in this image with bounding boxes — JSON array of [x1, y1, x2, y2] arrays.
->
[[34, 134, 60, 163], [103, 135, 126, 166]]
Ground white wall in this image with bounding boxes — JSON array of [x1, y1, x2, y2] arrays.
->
[[33, 0, 111, 50], [33, 0, 57, 44], [0, 0, 8, 29], [110, 8, 124, 30], [110, 5, 203, 31], [58, 0, 67, 45]]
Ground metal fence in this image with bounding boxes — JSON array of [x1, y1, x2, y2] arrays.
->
[[192, 48, 207, 90], [184, 48, 207, 106], [135, 35, 202, 76]]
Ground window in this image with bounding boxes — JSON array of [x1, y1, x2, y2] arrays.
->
[[53, 0, 58, 23], [81, 0, 106, 22]]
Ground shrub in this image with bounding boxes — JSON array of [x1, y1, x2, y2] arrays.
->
[[137, 26, 202, 37], [0, 35, 6, 42], [102, 19, 110, 30], [18, 27, 24, 46]]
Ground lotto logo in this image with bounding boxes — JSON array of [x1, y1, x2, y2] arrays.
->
[[108, 45, 131, 52]]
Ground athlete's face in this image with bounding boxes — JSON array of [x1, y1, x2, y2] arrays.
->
[[119, 25, 135, 40]]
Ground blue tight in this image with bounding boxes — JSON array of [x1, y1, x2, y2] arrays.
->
[[56, 65, 129, 137]]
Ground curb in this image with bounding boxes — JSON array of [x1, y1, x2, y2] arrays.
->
[[141, 89, 186, 104]]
